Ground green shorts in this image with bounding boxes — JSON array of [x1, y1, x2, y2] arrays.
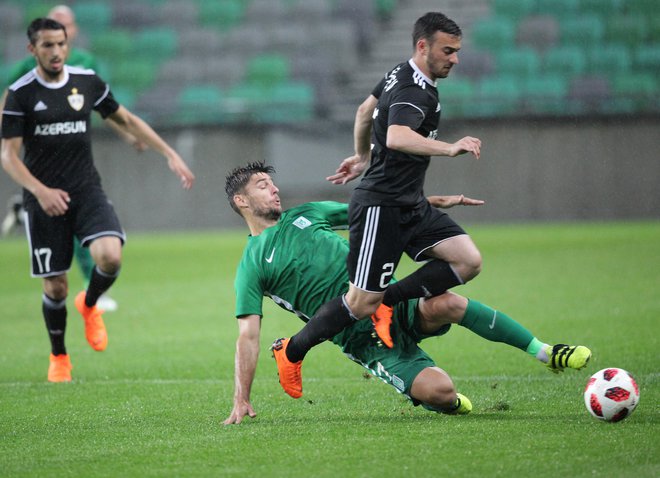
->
[[331, 299, 451, 403]]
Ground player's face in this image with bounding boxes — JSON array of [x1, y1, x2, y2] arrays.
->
[[29, 29, 69, 80], [423, 31, 461, 80], [244, 173, 281, 221]]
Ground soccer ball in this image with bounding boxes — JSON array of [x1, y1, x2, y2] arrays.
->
[[584, 368, 640, 422]]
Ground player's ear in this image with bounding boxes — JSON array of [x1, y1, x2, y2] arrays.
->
[[233, 193, 248, 210]]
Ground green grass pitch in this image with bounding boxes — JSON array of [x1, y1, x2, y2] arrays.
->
[[1, 221, 658, 477]]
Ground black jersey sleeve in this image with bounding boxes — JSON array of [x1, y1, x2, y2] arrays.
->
[[91, 76, 120, 119], [1, 90, 26, 139], [371, 75, 387, 99]]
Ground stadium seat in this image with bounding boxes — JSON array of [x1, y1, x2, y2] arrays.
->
[[560, 15, 605, 47], [110, 60, 158, 92], [91, 30, 134, 63], [611, 73, 658, 111], [587, 43, 631, 75], [197, 0, 246, 31], [178, 85, 225, 125], [579, 0, 625, 15], [73, 2, 112, 32], [522, 75, 569, 115], [496, 47, 541, 78], [256, 81, 315, 123], [111, 2, 158, 28], [535, 0, 579, 18], [437, 77, 476, 119], [474, 75, 522, 117], [245, 53, 291, 86], [133, 28, 178, 62], [110, 85, 137, 110], [493, 0, 535, 20], [543, 45, 587, 76], [568, 75, 611, 115], [455, 50, 495, 79], [627, 0, 657, 14], [649, 16, 660, 42], [605, 15, 649, 47], [471, 16, 517, 52], [634, 44, 660, 73], [517, 15, 559, 52], [159, 0, 198, 29]]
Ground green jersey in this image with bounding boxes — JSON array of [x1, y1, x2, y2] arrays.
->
[[6, 48, 98, 87], [235, 201, 350, 321]]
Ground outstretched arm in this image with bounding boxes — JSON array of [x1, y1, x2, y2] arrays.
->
[[427, 194, 485, 209], [106, 105, 195, 189], [387, 125, 481, 159], [224, 314, 261, 425]]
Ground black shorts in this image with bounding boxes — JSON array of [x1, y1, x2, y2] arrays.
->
[[347, 200, 465, 292], [24, 185, 125, 277]]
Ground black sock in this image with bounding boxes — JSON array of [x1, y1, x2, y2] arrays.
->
[[85, 266, 119, 307], [383, 260, 462, 306], [286, 296, 356, 363], [42, 294, 67, 355]]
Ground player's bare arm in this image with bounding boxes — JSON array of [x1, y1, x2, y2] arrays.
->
[[1, 136, 70, 216], [387, 124, 481, 159], [107, 105, 195, 189], [224, 314, 261, 425], [427, 194, 485, 208], [327, 95, 378, 185]]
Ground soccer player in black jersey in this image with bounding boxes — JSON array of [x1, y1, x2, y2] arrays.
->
[[270, 12, 588, 399], [1, 18, 195, 382]]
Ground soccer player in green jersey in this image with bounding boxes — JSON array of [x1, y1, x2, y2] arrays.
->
[[223, 162, 591, 424]]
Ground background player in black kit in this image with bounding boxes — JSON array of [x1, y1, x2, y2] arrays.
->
[[1, 18, 195, 382]]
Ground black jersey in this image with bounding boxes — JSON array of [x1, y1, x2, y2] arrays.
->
[[1, 65, 119, 209], [353, 60, 441, 207]]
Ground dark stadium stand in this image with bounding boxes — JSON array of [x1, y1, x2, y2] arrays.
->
[[1, 0, 659, 126]]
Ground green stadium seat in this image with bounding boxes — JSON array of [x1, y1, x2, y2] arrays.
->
[[73, 2, 112, 32], [587, 44, 631, 75], [471, 16, 516, 52], [612, 73, 658, 112], [560, 15, 605, 47], [256, 81, 315, 123], [649, 16, 660, 42], [178, 85, 225, 125], [634, 44, 660, 73], [496, 47, 541, 77], [605, 15, 649, 47], [522, 75, 569, 115], [436, 78, 476, 119], [535, 0, 579, 18], [133, 28, 178, 62], [474, 75, 522, 117], [91, 30, 134, 63], [628, 0, 657, 14], [198, 0, 246, 31], [493, 0, 535, 19], [109, 60, 158, 93], [543, 45, 587, 76], [110, 85, 136, 110], [579, 0, 624, 15], [245, 53, 291, 86]]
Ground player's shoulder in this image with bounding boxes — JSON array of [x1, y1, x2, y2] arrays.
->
[[8, 69, 38, 92], [66, 65, 97, 77], [286, 201, 344, 217], [393, 60, 436, 93]]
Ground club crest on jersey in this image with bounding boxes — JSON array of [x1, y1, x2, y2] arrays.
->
[[67, 88, 84, 111], [293, 216, 312, 229]]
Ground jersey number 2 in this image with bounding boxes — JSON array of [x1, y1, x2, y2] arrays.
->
[[379, 263, 394, 289]]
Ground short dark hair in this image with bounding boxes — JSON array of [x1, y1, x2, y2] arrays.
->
[[225, 161, 276, 215], [412, 12, 462, 48], [27, 18, 67, 45]]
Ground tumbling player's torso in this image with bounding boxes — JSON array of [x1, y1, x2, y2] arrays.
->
[[354, 60, 441, 207], [2, 65, 119, 206], [234, 202, 350, 321]]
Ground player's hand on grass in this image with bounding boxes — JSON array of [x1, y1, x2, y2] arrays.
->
[[36, 185, 70, 216], [448, 136, 481, 159], [166, 152, 195, 190], [326, 154, 369, 185], [223, 400, 256, 425], [427, 194, 485, 209]]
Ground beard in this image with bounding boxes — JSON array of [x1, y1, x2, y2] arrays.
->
[[255, 206, 282, 221]]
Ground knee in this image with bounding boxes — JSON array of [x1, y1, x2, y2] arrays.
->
[[43, 276, 68, 300], [423, 382, 457, 410], [95, 249, 122, 274], [456, 250, 482, 283]]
